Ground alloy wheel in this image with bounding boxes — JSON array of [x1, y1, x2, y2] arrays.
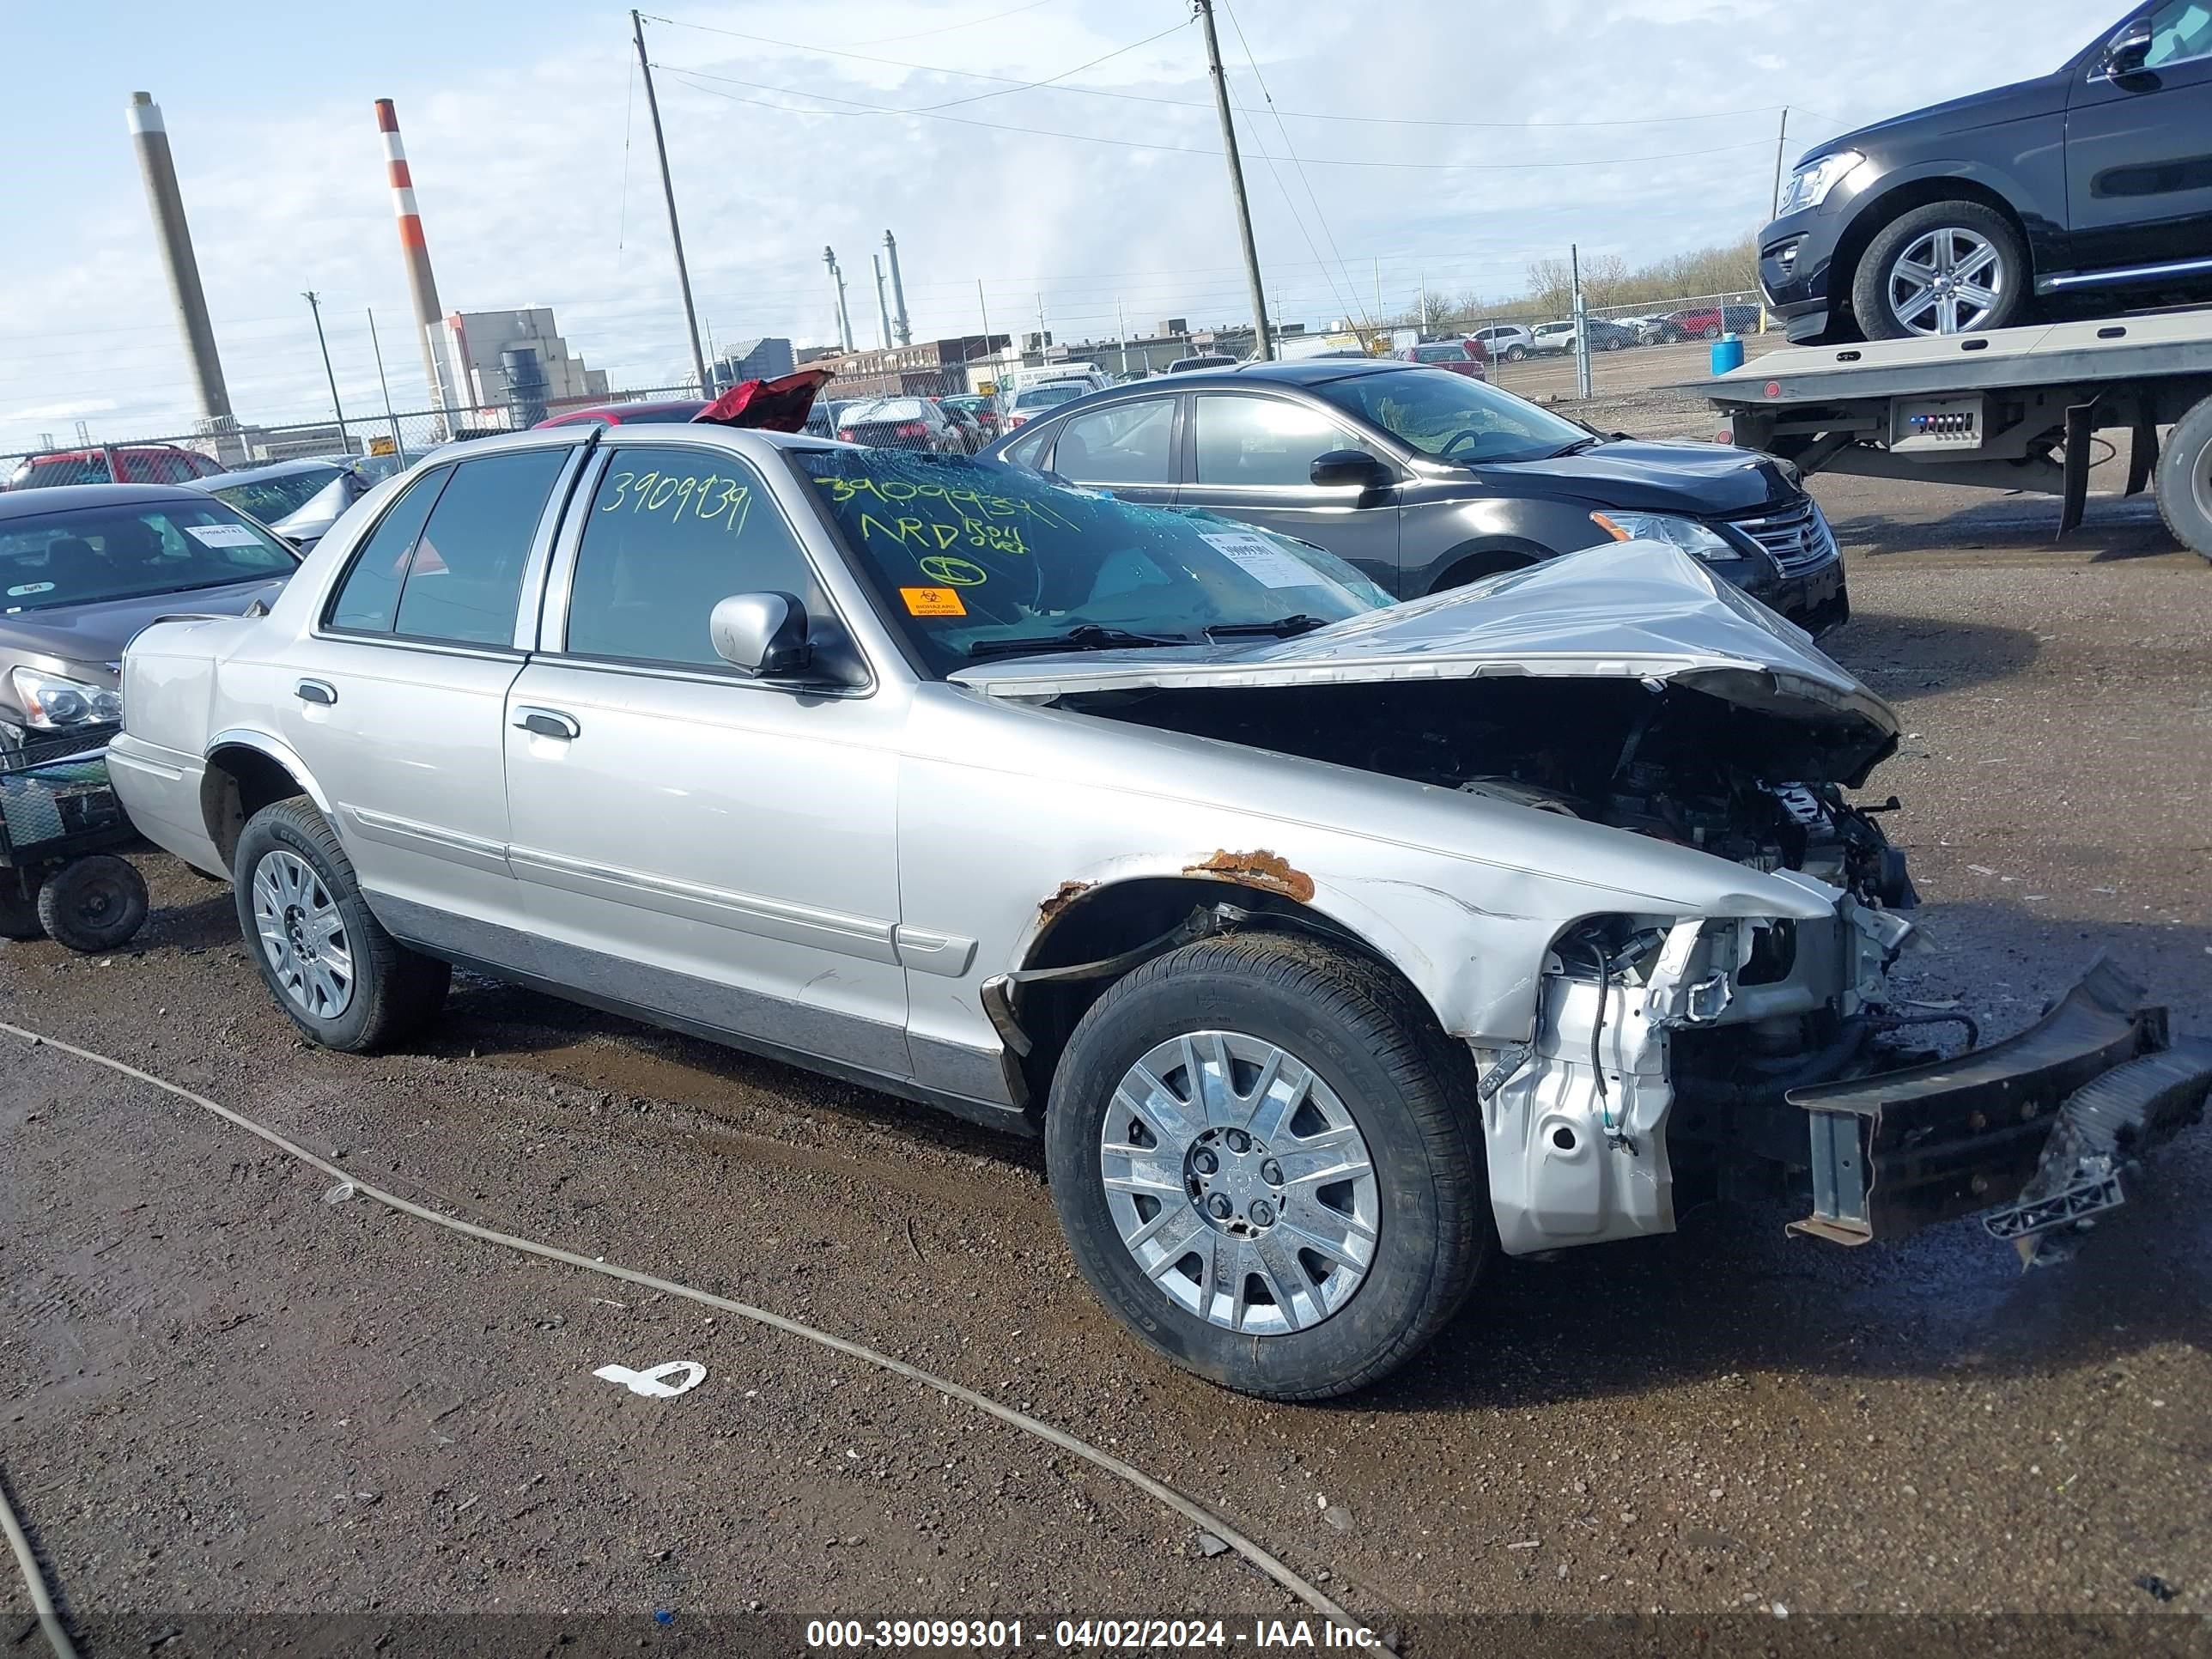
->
[[1887, 227, 2005, 336], [1099, 1030, 1379, 1335], [252, 848, 356, 1019]]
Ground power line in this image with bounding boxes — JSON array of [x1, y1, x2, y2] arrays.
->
[[906, 16, 1189, 113], [655, 65, 1774, 172], [848, 0, 1064, 46], [645, 12, 1790, 131]]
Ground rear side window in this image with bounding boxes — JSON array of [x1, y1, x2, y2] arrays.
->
[[562, 445, 827, 669], [1052, 398, 1176, 484], [328, 466, 449, 632], [394, 449, 570, 646]]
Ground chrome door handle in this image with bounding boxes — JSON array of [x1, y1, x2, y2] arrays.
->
[[513, 707, 580, 740], [295, 678, 337, 706]]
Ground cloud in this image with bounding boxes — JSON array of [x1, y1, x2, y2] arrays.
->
[[0, 0, 2112, 454]]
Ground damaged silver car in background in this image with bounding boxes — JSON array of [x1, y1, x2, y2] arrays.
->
[[106, 422, 2212, 1401]]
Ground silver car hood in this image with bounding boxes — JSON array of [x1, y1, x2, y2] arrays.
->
[[952, 539, 1896, 751]]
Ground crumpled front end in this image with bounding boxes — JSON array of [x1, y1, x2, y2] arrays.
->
[[1474, 882, 2212, 1263]]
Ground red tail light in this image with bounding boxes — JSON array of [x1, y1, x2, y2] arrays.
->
[[894, 421, 928, 438]]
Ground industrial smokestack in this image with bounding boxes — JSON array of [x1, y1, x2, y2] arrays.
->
[[374, 99, 459, 415], [823, 246, 854, 353], [126, 93, 232, 427], [872, 255, 894, 350], [883, 230, 912, 348]]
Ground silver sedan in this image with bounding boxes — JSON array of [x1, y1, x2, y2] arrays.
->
[[108, 422, 2211, 1398]]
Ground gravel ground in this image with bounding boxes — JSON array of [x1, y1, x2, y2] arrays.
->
[[1, 381, 2207, 1658]]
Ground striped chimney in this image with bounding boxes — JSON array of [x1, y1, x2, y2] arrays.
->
[[374, 99, 458, 415]]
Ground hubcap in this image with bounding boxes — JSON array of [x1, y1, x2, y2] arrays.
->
[[1099, 1030, 1379, 1335], [1887, 227, 2005, 337], [252, 849, 355, 1020]]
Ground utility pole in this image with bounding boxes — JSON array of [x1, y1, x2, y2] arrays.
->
[[1374, 258, 1383, 323], [630, 9, 708, 393], [1419, 270, 1429, 336], [302, 291, 350, 449], [1571, 244, 1592, 401], [1116, 301, 1129, 376], [977, 279, 996, 387], [366, 307, 404, 459], [1194, 0, 1272, 362], [1769, 106, 1791, 220], [1036, 292, 1048, 358]]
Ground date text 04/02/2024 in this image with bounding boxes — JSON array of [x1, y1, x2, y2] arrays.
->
[[804, 1617, 1383, 1649]]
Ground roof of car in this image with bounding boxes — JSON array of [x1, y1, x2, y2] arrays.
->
[[183, 457, 349, 489], [533, 398, 708, 428], [0, 482, 211, 521]]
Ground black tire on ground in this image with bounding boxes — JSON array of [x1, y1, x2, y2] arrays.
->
[[1701, 323, 1723, 340], [232, 795, 450, 1052], [1504, 345, 1527, 362], [0, 875, 46, 941], [1852, 198, 2030, 341], [1044, 933, 1489, 1400], [2154, 395, 2212, 561], [35, 855, 147, 953], [1603, 336, 1623, 351]]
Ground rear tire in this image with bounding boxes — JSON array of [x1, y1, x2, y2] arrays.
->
[[1853, 199, 2029, 340], [233, 796, 450, 1052], [1504, 345, 1527, 362], [36, 855, 147, 953], [1045, 933, 1488, 1400], [2154, 396, 2212, 561]]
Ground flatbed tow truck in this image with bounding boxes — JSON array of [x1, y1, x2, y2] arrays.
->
[[1681, 307, 2212, 560]]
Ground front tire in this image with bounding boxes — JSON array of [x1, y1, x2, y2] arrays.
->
[[1504, 344, 1527, 362], [1045, 933, 1488, 1400], [2155, 395, 2212, 561], [233, 796, 450, 1052], [1853, 199, 2029, 340]]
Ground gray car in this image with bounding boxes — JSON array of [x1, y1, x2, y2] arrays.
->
[[107, 427, 2210, 1399], [187, 456, 381, 550], [0, 483, 298, 747]]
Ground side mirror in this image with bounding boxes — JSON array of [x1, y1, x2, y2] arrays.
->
[[710, 591, 812, 678], [1310, 449, 1392, 490], [2104, 15, 2153, 75]]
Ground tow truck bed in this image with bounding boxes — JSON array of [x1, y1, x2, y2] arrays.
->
[[1675, 307, 2212, 556]]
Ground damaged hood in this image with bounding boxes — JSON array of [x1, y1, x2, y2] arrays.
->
[[952, 541, 1899, 769]]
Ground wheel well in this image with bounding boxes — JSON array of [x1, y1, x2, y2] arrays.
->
[[201, 744, 307, 872], [1011, 876, 1432, 1113], [1831, 178, 2033, 319], [1429, 544, 1540, 594]]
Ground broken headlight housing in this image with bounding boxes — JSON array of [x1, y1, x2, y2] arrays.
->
[[9, 667, 122, 730]]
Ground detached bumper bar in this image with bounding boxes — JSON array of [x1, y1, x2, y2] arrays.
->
[[1784, 961, 2212, 1253]]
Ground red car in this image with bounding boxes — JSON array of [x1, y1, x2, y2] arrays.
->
[[1392, 339, 1489, 380], [4, 444, 225, 489]]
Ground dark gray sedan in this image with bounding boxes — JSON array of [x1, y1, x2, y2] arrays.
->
[[979, 359, 1848, 632], [0, 484, 298, 746]]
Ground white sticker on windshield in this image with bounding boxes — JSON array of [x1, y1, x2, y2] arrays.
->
[[1200, 530, 1318, 589], [5, 582, 55, 599], [185, 522, 260, 548]]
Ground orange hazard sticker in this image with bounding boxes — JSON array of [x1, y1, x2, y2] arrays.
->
[[901, 586, 967, 617]]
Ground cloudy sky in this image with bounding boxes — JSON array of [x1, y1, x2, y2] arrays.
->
[[1, 0, 2120, 455]]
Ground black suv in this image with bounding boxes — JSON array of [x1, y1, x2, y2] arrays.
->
[[1759, 2, 2212, 342], [977, 360, 1848, 634]]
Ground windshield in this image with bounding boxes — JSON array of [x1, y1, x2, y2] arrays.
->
[[1315, 368, 1589, 465], [208, 465, 346, 523], [1013, 383, 1086, 410], [791, 449, 1389, 678], [0, 501, 296, 614]]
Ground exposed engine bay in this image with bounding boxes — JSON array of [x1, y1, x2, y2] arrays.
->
[[1061, 676, 1915, 908]]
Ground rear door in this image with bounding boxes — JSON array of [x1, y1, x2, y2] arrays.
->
[[276, 439, 584, 944], [1173, 391, 1401, 591], [1042, 394, 1182, 508], [2065, 2, 2212, 276]]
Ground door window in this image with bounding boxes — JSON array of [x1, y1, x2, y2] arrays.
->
[[2147, 1, 2212, 66], [392, 449, 569, 647], [1192, 396, 1369, 487], [326, 465, 450, 633], [563, 446, 827, 669], [1051, 398, 1176, 483]]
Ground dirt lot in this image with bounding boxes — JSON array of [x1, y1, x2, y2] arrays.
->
[[3, 377, 2209, 1657]]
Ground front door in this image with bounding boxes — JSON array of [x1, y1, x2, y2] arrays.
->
[[276, 443, 581, 942], [501, 440, 912, 1080], [1174, 392, 1401, 593], [2065, 2, 2212, 277]]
